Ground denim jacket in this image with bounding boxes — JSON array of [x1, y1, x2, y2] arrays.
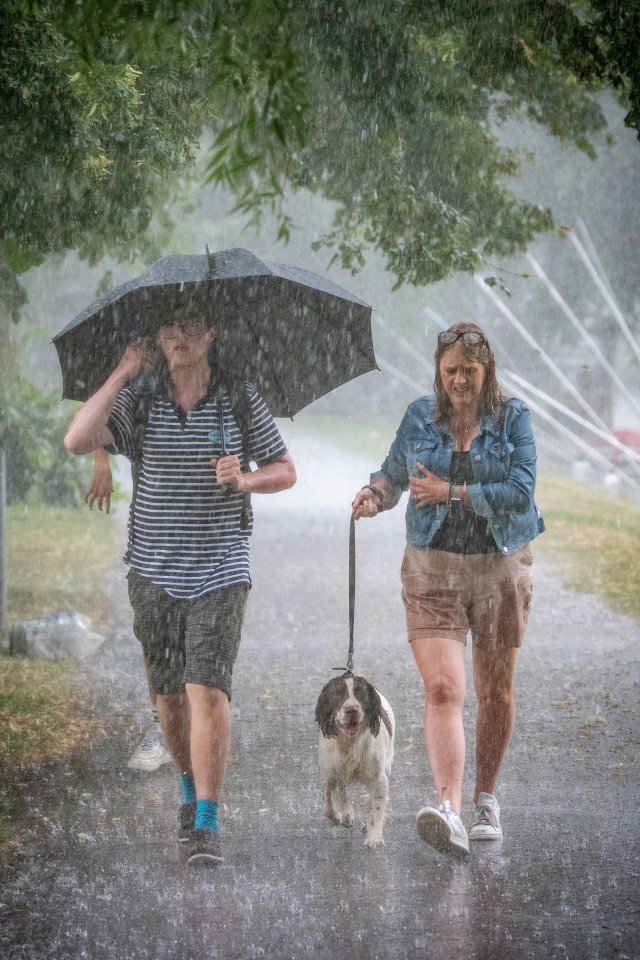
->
[[371, 395, 545, 555]]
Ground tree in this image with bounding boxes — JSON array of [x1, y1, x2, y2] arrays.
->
[[208, 0, 640, 286], [1, 0, 637, 316], [563, 0, 640, 136]]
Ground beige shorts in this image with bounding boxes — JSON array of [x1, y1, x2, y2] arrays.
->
[[401, 544, 533, 649]]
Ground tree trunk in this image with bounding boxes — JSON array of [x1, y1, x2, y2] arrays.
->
[[0, 303, 17, 380]]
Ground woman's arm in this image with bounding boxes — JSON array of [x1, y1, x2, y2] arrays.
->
[[85, 448, 114, 513], [351, 477, 394, 518]]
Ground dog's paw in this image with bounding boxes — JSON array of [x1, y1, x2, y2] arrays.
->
[[364, 830, 385, 848], [340, 807, 354, 828]]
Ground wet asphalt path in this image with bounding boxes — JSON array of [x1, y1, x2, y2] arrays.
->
[[1, 432, 639, 960]]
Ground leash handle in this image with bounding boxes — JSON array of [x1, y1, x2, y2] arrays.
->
[[348, 512, 356, 673]]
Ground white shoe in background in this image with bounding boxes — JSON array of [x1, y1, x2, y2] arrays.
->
[[127, 722, 172, 772]]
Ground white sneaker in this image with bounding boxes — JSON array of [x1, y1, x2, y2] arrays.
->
[[416, 800, 469, 859], [127, 723, 172, 772], [469, 792, 503, 840]]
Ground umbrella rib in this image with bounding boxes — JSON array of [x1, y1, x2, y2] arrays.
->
[[235, 308, 293, 414], [253, 287, 377, 366]]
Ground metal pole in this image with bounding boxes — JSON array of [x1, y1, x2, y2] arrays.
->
[[526, 253, 640, 423], [0, 437, 7, 641], [568, 230, 640, 365], [474, 273, 613, 434]]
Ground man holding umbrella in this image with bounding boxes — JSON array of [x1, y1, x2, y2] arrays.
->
[[64, 303, 296, 866]]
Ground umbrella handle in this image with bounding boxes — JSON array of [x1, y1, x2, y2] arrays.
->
[[216, 391, 232, 495], [216, 391, 251, 534]]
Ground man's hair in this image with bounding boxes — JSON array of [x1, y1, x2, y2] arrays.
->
[[155, 290, 215, 331]]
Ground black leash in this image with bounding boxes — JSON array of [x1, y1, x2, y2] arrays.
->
[[334, 513, 356, 675], [348, 512, 356, 673]]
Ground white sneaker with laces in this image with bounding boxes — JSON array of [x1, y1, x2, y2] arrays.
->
[[416, 799, 469, 859], [127, 722, 172, 772], [469, 792, 503, 840]]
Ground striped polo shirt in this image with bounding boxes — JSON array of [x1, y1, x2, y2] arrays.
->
[[108, 380, 287, 599]]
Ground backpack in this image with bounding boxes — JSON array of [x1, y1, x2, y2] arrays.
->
[[124, 373, 254, 563]]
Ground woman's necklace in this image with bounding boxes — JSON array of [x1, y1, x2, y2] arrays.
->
[[454, 418, 476, 435], [451, 415, 479, 450]]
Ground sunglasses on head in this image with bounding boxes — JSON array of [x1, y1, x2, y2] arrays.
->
[[438, 330, 485, 346]]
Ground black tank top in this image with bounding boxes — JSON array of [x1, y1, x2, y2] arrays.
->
[[429, 451, 498, 554]]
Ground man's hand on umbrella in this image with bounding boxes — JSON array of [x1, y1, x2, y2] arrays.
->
[[211, 455, 245, 491], [116, 339, 156, 380]]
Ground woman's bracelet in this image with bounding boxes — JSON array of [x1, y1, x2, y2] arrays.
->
[[361, 484, 384, 504]]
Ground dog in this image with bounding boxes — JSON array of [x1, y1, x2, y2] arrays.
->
[[315, 671, 395, 848]]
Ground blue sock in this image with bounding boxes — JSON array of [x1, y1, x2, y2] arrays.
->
[[180, 774, 196, 805], [195, 799, 219, 833]]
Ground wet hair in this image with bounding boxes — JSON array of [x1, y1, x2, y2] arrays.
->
[[433, 321, 504, 422], [154, 288, 215, 332]]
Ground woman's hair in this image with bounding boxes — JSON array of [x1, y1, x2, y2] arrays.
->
[[433, 321, 504, 422]]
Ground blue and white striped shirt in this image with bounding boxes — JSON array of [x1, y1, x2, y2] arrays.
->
[[108, 381, 287, 598]]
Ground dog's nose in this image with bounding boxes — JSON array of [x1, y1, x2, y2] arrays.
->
[[344, 705, 359, 719]]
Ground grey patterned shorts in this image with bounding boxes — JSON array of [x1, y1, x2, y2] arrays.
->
[[127, 570, 249, 697]]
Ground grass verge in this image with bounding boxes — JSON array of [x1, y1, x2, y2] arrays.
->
[[1, 502, 117, 849], [535, 472, 640, 621], [6, 501, 116, 630]]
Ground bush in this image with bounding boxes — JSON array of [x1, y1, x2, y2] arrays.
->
[[0, 377, 88, 505]]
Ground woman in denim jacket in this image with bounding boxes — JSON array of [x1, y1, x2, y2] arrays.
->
[[352, 322, 544, 859]]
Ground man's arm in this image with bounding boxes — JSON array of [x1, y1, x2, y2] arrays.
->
[[64, 342, 149, 455], [213, 452, 296, 493]]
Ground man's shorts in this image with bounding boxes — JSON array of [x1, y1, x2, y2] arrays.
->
[[127, 570, 249, 697], [401, 544, 533, 649]]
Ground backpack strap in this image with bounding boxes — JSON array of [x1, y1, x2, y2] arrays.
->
[[218, 377, 253, 531]]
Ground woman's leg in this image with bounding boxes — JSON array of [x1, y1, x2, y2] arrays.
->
[[472, 645, 519, 801], [411, 636, 467, 814]]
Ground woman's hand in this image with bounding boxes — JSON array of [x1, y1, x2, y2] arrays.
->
[[85, 450, 113, 513], [408, 463, 449, 507], [351, 487, 381, 519]]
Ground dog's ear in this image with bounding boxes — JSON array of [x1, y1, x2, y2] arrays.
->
[[353, 676, 382, 737], [315, 681, 338, 739]]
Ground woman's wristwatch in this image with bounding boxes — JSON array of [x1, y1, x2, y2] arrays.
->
[[448, 483, 463, 506]]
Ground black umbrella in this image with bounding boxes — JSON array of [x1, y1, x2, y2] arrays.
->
[[52, 247, 377, 418]]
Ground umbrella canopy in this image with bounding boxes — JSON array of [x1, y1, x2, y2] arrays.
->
[[52, 247, 377, 418]]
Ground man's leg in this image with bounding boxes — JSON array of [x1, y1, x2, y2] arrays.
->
[[185, 684, 230, 800], [182, 586, 247, 864], [156, 690, 192, 775]]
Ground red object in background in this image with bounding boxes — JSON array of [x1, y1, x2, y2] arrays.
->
[[613, 429, 640, 452]]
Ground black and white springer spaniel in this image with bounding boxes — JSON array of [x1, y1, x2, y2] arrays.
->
[[315, 672, 395, 848]]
